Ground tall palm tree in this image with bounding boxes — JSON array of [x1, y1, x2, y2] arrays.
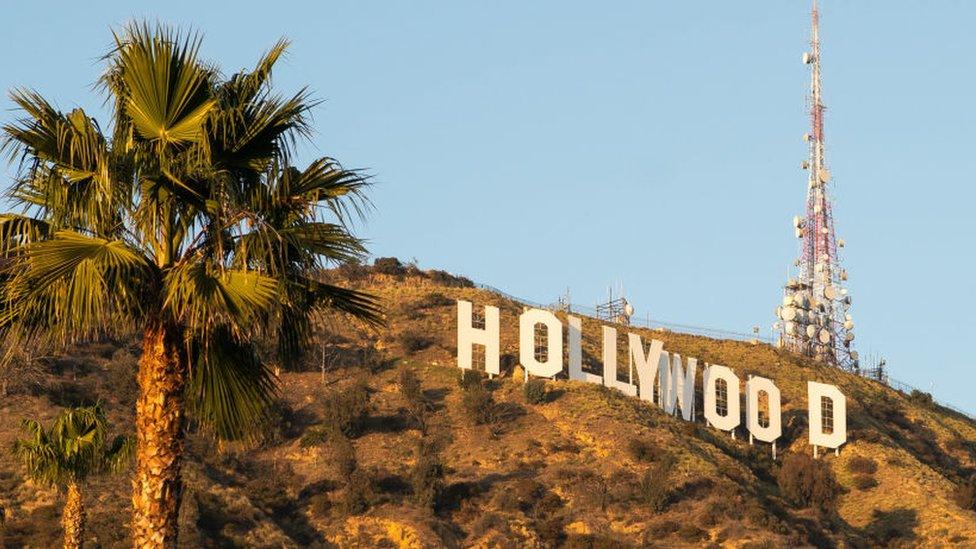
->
[[12, 404, 132, 549], [0, 23, 381, 547]]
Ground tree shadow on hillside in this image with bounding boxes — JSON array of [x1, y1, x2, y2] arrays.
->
[[862, 508, 918, 546], [362, 413, 410, 434], [424, 386, 450, 406]]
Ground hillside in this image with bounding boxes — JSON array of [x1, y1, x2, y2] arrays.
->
[[1, 261, 975, 547]]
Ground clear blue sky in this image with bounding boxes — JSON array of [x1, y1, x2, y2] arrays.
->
[[3, 1, 974, 413]]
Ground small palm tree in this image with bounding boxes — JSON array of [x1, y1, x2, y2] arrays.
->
[[12, 405, 131, 549], [0, 23, 381, 546]]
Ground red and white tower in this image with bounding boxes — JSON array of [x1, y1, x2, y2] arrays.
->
[[776, 0, 858, 369]]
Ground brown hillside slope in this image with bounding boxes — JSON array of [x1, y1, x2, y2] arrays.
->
[[1, 263, 974, 547]]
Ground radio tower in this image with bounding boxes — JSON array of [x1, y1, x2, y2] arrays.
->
[[775, 0, 858, 370]]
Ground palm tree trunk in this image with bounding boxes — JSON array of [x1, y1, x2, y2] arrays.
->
[[62, 481, 84, 549], [131, 321, 186, 548]]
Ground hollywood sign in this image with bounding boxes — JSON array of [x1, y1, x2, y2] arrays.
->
[[456, 300, 847, 457]]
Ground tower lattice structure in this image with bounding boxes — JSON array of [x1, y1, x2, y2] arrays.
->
[[775, 0, 858, 370]]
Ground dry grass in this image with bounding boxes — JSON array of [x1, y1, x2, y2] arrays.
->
[[0, 266, 974, 546]]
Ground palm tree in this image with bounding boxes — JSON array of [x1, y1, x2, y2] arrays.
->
[[0, 23, 381, 547], [12, 404, 132, 549]]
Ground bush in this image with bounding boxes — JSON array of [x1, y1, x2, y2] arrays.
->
[[637, 454, 676, 512], [908, 389, 934, 408], [627, 437, 664, 463], [523, 379, 547, 404], [677, 524, 707, 542], [340, 468, 373, 515], [398, 368, 431, 433], [332, 433, 358, 477], [105, 347, 139, 405], [314, 378, 370, 439], [460, 382, 497, 426], [775, 453, 839, 512], [410, 438, 444, 509], [427, 269, 474, 288], [413, 292, 454, 309], [336, 260, 369, 281], [373, 257, 405, 276], [457, 369, 483, 390], [846, 456, 878, 475], [954, 477, 976, 511], [398, 330, 434, 353], [851, 474, 878, 490]]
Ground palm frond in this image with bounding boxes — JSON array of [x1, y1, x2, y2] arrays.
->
[[0, 214, 50, 254], [0, 231, 154, 338], [186, 331, 277, 440], [112, 22, 216, 148], [307, 278, 384, 326], [163, 260, 279, 336]]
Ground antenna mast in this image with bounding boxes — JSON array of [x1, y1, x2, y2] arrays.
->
[[775, 0, 858, 370]]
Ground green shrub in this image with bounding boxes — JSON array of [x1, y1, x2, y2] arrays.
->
[[332, 433, 358, 477], [638, 454, 675, 512], [908, 389, 934, 408], [775, 453, 839, 512], [413, 292, 454, 309], [852, 474, 878, 490], [340, 468, 373, 515], [336, 260, 369, 281], [677, 523, 707, 542], [523, 379, 547, 404], [301, 378, 370, 442], [398, 368, 431, 433], [846, 456, 878, 475], [398, 330, 434, 352], [461, 383, 497, 426], [457, 369, 483, 390], [627, 437, 664, 463], [427, 269, 474, 288], [410, 438, 444, 509], [954, 477, 976, 511], [372, 256, 405, 276]]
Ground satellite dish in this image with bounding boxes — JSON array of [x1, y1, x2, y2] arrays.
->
[[802, 52, 815, 64], [845, 313, 853, 321], [823, 285, 837, 300], [844, 332, 855, 342], [793, 215, 803, 228], [806, 324, 817, 338], [803, 133, 813, 142], [819, 329, 831, 344], [818, 168, 831, 183], [843, 320, 854, 330], [785, 322, 797, 335], [850, 351, 859, 361], [781, 307, 797, 321], [624, 303, 635, 317], [801, 160, 810, 170], [838, 239, 846, 248], [782, 295, 794, 307]]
